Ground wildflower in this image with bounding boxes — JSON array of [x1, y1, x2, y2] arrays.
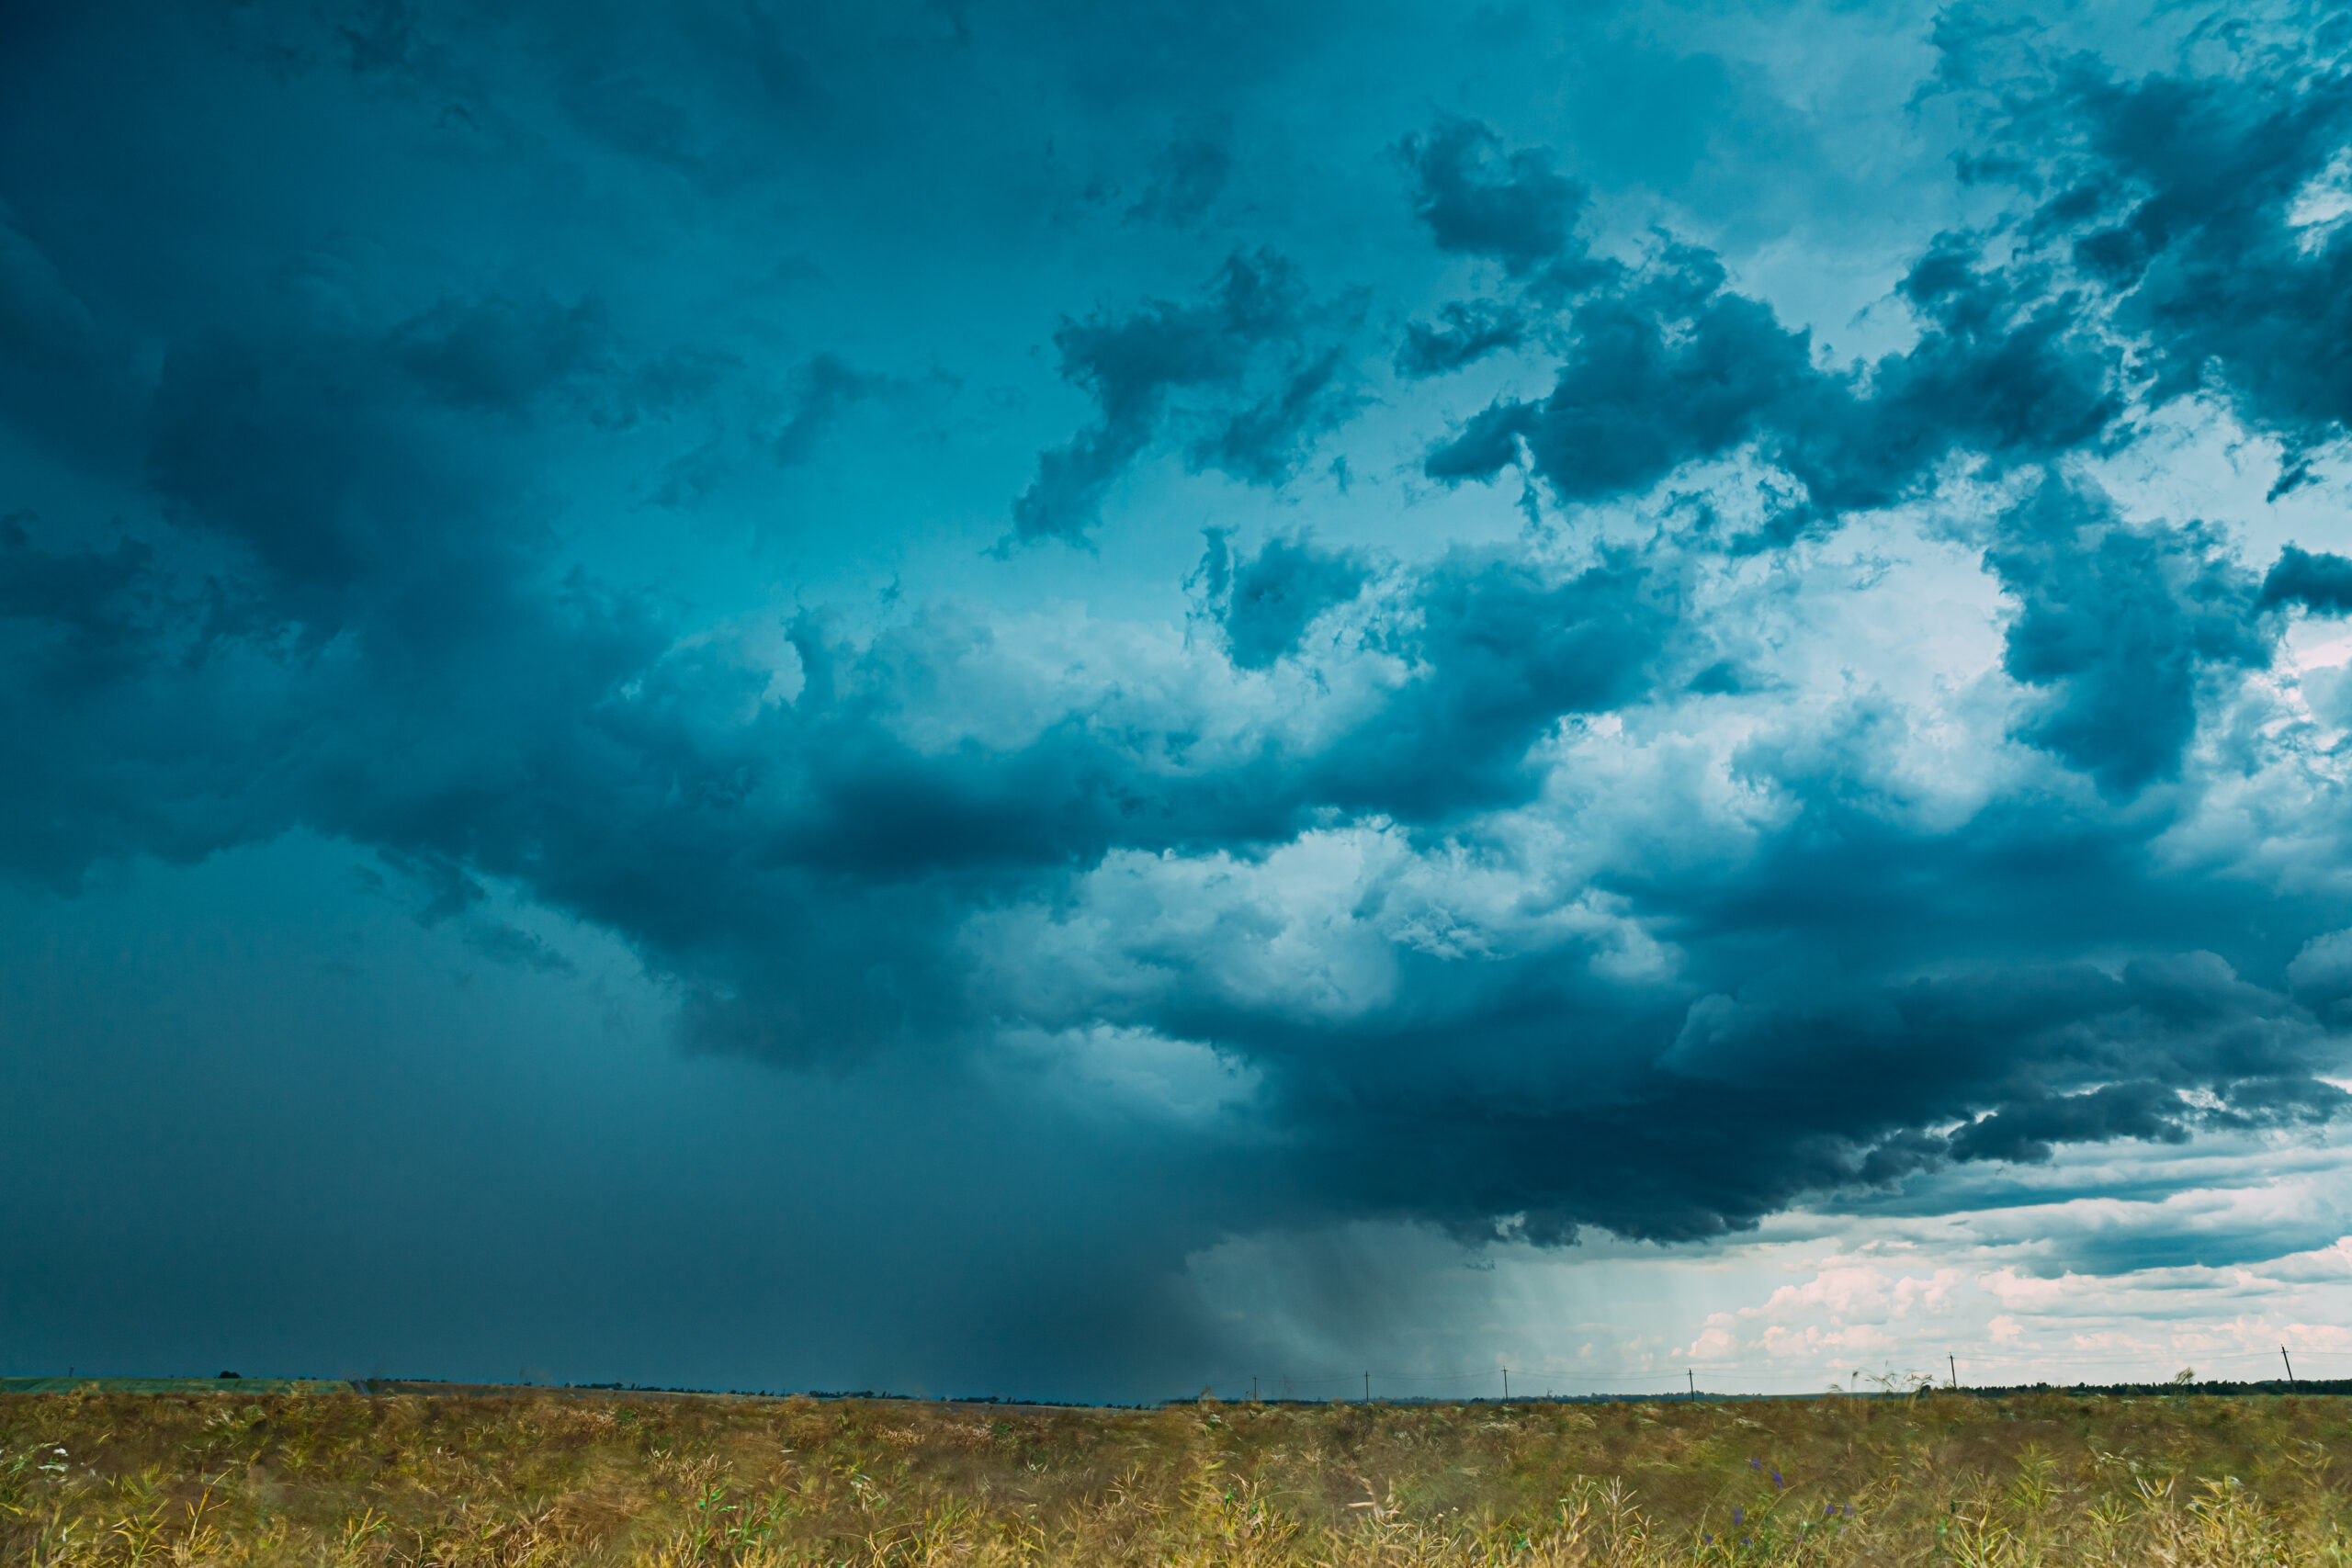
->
[[1733, 1506, 1745, 1526], [1748, 1457, 1761, 1470], [1772, 1469, 1785, 1489]]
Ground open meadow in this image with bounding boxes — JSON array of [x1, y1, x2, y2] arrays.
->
[[6, 1384, 2352, 1565]]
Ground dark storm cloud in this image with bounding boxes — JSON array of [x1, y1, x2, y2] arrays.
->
[[1396, 117, 1593, 279], [5, 0, 2352, 1389], [1923, 7, 2352, 488], [1127, 127, 1235, 228], [1011, 250, 1359, 546], [773, 353, 879, 466], [1395, 299, 1527, 378], [1192, 345, 1358, 485], [1419, 220, 2118, 541], [1093, 763, 2346, 1245], [1423, 249, 1812, 507], [387, 296, 616, 415], [2260, 545, 2352, 615], [1991, 480, 2269, 795], [2288, 929, 2352, 1026], [0, 206, 144, 471], [1309, 545, 1669, 819], [749, 531, 1677, 905], [1201, 529, 1370, 670], [0, 517, 158, 698]]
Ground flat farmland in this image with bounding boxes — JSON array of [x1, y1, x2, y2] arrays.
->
[[6, 1386, 2351, 1564]]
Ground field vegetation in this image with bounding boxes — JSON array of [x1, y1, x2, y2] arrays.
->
[[6, 1385, 2352, 1565]]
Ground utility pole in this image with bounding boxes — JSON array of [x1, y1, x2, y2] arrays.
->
[[1363, 1371, 1370, 1402], [1687, 1369, 1696, 1402], [2283, 1347, 2298, 1388], [1251, 1374, 1259, 1401], [1501, 1368, 1508, 1401], [1949, 1355, 1958, 1391]]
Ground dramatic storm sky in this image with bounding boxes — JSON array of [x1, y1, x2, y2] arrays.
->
[[12, 0, 2352, 1401]]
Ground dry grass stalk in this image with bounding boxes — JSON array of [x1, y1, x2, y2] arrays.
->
[[7, 1389, 2352, 1565]]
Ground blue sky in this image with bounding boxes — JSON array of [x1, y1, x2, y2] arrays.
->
[[9, 0, 2352, 1401]]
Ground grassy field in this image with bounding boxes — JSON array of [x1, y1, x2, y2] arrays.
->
[[6, 1385, 2352, 1565]]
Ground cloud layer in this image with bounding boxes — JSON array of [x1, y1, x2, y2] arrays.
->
[[5, 0, 2352, 1390]]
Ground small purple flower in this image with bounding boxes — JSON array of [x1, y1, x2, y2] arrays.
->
[[1733, 1506, 1745, 1526], [1826, 1503, 1837, 1517], [1748, 1457, 1761, 1471], [1772, 1469, 1785, 1489]]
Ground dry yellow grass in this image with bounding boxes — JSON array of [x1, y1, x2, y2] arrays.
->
[[6, 1386, 2352, 1564]]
